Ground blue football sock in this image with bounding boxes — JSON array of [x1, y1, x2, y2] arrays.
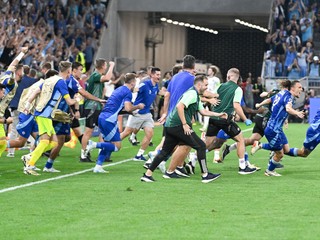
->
[[285, 148, 298, 157], [45, 159, 54, 169], [262, 143, 272, 151], [96, 142, 116, 152], [97, 148, 108, 165], [268, 157, 278, 171]]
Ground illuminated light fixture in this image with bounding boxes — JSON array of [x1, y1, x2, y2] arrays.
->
[[234, 18, 268, 32], [164, 18, 218, 34]]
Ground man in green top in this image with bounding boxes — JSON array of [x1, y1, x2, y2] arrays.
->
[[205, 68, 256, 175], [141, 75, 227, 183], [81, 58, 115, 162]]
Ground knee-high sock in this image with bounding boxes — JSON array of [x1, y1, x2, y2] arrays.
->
[[0, 140, 6, 157], [29, 140, 51, 166], [97, 149, 110, 165], [96, 142, 117, 152], [105, 151, 112, 160], [262, 143, 272, 150], [285, 148, 298, 157], [43, 141, 58, 152]]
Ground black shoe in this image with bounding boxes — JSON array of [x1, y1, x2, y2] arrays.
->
[[274, 162, 284, 169], [129, 138, 139, 146], [185, 161, 195, 175], [238, 166, 257, 175], [162, 171, 181, 179], [143, 162, 151, 169], [201, 172, 221, 183], [104, 158, 113, 162], [149, 142, 153, 147], [79, 157, 93, 163], [140, 173, 155, 182], [175, 166, 190, 177], [221, 144, 230, 161]]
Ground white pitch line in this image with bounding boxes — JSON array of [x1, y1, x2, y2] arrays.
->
[[0, 127, 253, 194], [0, 158, 133, 194]]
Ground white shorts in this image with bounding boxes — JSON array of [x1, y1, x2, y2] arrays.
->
[[126, 113, 154, 129]]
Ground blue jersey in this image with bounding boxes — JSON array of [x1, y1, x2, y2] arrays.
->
[[267, 90, 294, 132], [303, 109, 320, 151], [134, 79, 159, 114], [66, 74, 81, 98], [57, 74, 82, 113], [167, 71, 194, 115], [101, 85, 132, 123], [34, 80, 70, 118]]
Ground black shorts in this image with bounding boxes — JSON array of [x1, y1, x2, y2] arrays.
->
[[84, 109, 101, 129], [71, 117, 80, 129], [252, 115, 265, 137], [206, 118, 241, 139]]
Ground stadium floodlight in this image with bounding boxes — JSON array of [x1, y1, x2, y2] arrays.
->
[[235, 18, 268, 32], [163, 18, 218, 34]]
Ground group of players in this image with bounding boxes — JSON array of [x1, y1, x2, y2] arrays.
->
[[0, 49, 319, 182], [140, 55, 320, 183]]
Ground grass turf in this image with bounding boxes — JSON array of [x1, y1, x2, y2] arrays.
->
[[0, 123, 319, 239]]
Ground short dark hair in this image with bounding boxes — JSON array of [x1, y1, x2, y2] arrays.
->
[[23, 65, 30, 75], [124, 73, 136, 84], [280, 79, 291, 89], [194, 74, 207, 85], [29, 69, 37, 78], [182, 55, 195, 69], [72, 62, 83, 70], [172, 65, 182, 76], [290, 80, 300, 89], [151, 67, 160, 74], [45, 69, 59, 78], [41, 62, 52, 71]]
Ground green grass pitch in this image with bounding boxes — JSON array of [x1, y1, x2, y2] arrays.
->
[[0, 122, 319, 239]]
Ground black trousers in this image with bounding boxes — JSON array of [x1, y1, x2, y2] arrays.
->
[[149, 125, 208, 173]]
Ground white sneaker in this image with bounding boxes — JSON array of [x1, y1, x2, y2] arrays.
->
[[43, 167, 61, 173], [21, 154, 32, 167], [31, 166, 41, 171], [85, 140, 96, 155], [251, 141, 261, 155], [264, 169, 281, 177], [158, 161, 166, 174], [6, 153, 15, 158], [248, 163, 261, 171], [93, 165, 109, 173], [24, 165, 40, 176]]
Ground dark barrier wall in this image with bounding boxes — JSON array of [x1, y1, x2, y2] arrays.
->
[[187, 29, 266, 81]]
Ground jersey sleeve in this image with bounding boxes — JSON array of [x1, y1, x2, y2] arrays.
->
[[180, 90, 198, 108], [70, 78, 82, 93], [124, 91, 133, 103], [56, 80, 70, 97], [233, 87, 243, 103]]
